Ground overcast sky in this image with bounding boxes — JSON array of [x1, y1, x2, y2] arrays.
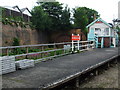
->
[[0, 0, 120, 23]]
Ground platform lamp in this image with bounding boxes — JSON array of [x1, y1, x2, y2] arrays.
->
[[113, 19, 120, 46], [113, 19, 120, 27]]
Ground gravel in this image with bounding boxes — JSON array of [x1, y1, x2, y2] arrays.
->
[[79, 64, 118, 88]]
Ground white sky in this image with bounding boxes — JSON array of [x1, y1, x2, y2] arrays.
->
[[0, 0, 120, 23]]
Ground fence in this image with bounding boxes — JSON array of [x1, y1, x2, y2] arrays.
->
[[0, 41, 95, 63]]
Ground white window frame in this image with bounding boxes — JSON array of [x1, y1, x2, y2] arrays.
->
[[104, 28, 110, 36], [94, 28, 101, 36]]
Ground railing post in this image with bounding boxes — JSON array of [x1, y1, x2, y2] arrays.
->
[[72, 34, 74, 53], [26, 47, 28, 53], [87, 41, 89, 50], [63, 43, 65, 54], [26, 47, 29, 59], [6, 48, 9, 56], [77, 34, 80, 51], [63, 43, 65, 55], [42, 46, 44, 57], [94, 40, 96, 48], [54, 43, 56, 56]]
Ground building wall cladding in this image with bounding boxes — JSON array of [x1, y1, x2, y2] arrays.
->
[[2, 25, 49, 46]]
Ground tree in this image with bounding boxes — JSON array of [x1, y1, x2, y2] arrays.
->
[[31, 2, 72, 31], [73, 7, 100, 34], [31, 6, 51, 30], [116, 26, 120, 31], [40, 2, 63, 30], [60, 5, 72, 30], [81, 7, 100, 24], [73, 7, 88, 34]]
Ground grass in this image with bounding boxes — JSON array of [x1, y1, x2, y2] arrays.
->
[[1, 48, 55, 56], [15, 49, 67, 61]]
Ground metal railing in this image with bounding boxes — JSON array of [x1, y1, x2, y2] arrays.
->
[[72, 40, 95, 52], [0, 41, 95, 63]]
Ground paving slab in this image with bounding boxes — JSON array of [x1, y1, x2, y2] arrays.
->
[[2, 47, 119, 88]]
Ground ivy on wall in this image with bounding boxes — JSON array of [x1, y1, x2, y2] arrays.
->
[[2, 17, 35, 29], [0, 7, 35, 29]]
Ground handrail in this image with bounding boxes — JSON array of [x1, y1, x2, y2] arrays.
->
[[0, 42, 72, 49], [0, 41, 95, 61], [0, 41, 94, 49], [14, 48, 64, 57]]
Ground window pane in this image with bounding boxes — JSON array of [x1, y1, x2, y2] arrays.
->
[[104, 28, 109, 35], [95, 28, 101, 35]]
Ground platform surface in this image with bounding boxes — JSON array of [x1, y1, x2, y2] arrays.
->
[[2, 47, 119, 88]]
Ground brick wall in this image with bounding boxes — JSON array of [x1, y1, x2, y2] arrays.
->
[[50, 29, 86, 43], [2, 25, 49, 46], [2, 25, 86, 46]]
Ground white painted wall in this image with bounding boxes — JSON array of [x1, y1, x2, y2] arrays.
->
[[90, 23, 109, 28], [90, 23, 111, 36], [118, 1, 120, 19]]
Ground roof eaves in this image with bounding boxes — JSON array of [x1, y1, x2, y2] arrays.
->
[[12, 5, 22, 13], [86, 18, 99, 28], [26, 8, 31, 14], [100, 19, 112, 27], [86, 18, 112, 28], [20, 7, 31, 16], [20, 8, 26, 12]]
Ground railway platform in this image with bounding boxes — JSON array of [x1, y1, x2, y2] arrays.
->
[[2, 47, 119, 89]]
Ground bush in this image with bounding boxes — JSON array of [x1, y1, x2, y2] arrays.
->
[[12, 37, 20, 46]]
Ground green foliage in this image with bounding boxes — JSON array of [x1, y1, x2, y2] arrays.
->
[[82, 7, 100, 24], [73, 7, 100, 35], [10, 48, 23, 55], [41, 2, 63, 17], [116, 26, 120, 31], [40, 2, 63, 30], [60, 5, 72, 30], [28, 48, 41, 52], [2, 18, 8, 25], [32, 3, 100, 32], [12, 37, 20, 46], [32, 2, 72, 31], [56, 50, 63, 55], [27, 22, 36, 29], [11, 37, 20, 55], [2, 18, 13, 26], [0, 7, 6, 21], [0, 7, 2, 22], [1, 10, 33, 29], [13, 16, 27, 28], [2, 16, 27, 28], [31, 6, 50, 30], [116, 26, 120, 40], [49, 51, 55, 56], [73, 7, 88, 34]]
